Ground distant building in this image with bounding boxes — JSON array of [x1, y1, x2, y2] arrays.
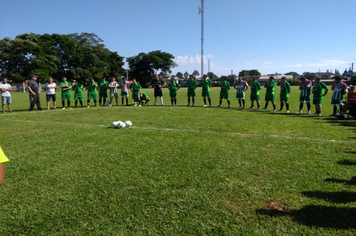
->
[[315, 70, 334, 79]]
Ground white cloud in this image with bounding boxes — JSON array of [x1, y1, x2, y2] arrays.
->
[[174, 54, 213, 66], [282, 63, 302, 68], [306, 60, 347, 67], [263, 61, 273, 65]]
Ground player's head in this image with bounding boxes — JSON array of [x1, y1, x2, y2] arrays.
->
[[79, 80, 84, 85], [2, 77, 7, 83], [155, 74, 159, 80], [222, 77, 226, 81], [189, 75, 194, 79], [132, 78, 136, 82], [281, 76, 286, 83], [101, 77, 106, 81], [203, 74, 208, 79], [31, 75, 37, 80], [111, 76, 115, 81], [300, 75, 306, 81], [48, 77, 53, 83], [251, 77, 256, 81], [146, 97, 150, 102], [348, 85, 355, 92], [238, 76, 243, 81], [171, 77, 175, 81], [90, 77, 94, 82], [334, 76, 342, 82], [122, 77, 126, 81], [62, 77, 67, 82], [314, 75, 321, 82], [269, 76, 274, 81]]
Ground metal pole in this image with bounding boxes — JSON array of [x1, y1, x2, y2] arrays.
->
[[200, 0, 204, 78]]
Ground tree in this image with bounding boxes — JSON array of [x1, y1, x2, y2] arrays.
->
[[238, 69, 261, 81], [207, 72, 219, 80], [285, 71, 299, 79], [192, 70, 200, 78], [127, 50, 176, 87], [183, 71, 189, 79], [303, 72, 316, 81], [176, 72, 183, 79]]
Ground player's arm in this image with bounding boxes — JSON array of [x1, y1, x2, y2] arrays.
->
[[28, 85, 36, 95], [7, 86, 13, 91], [321, 88, 329, 97], [0, 163, 5, 186], [233, 81, 237, 89], [245, 82, 249, 91]]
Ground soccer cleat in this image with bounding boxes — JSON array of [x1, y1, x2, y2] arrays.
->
[[87, 106, 90, 108], [192, 104, 195, 107], [228, 105, 231, 108], [307, 111, 311, 115], [318, 113, 321, 116], [217, 105, 221, 107], [134, 104, 137, 107], [273, 109, 276, 112], [209, 105, 212, 108], [203, 105, 207, 107], [171, 104, 173, 106], [2, 111, 5, 114], [9, 111, 12, 113], [286, 111, 290, 113], [296, 110, 302, 114], [62, 107, 65, 110], [174, 104, 177, 106], [187, 104, 190, 106], [248, 106, 254, 109]]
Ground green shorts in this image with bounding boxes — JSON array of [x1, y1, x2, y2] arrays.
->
[[88, 93, 97, 100], [99, 91, 108, 98], [74, 96, 83, 101], [300, 95, 311, 103], [250, 94, 260, 101], [236, 92, 245, 99], [170, 92, 177, 98], [331, 99, 343, 106], [62, 93, 71, 100], [121, 91, 129, 97], [187, 90, 195, 97], [265, 93, 275, 102], [280, 96, 289, 102], [132, 92, 140, 100], [202, 90, 210, 97], [220, 93, 229, 100], [313, 97, 323, 105]]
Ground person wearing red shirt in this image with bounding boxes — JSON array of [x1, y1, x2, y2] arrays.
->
[[340, 85, 356, 115]]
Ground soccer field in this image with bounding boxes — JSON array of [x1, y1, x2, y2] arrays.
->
[[1, 87, 356, 235]]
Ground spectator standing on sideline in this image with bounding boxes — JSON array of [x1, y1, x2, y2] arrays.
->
[[234, 76, 249, 109], [279, 76, 291, 113], [263, 76, 277, 111], [120, 77, 129, 106], [85, 78, 98, 107], [108, 77, 119, 106], [0, 78, 13, 113], [59, 77, 72, 109], [218, 77, 231, 108], [98, 77, 109, 106], [168, 77, 181, 106], [187, 75, 197, 106], [0, 146, 9, 186], [330, 75, 347, 116], [28, 75, 43, 111], [296, 76, 312, 114], [312, 75, 328, 116], [44, 77, 57, 110], [248, 77, 261, 110], [152, 74, 166, 106], [201, 74, 212, 107]]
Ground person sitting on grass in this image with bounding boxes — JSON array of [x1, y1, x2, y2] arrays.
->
[[0, 146, 9, 186], [139, 92, 151, 105], [168, 77, 181, 106], [130, 78, 142, 106], [339, 85, 356, 116]]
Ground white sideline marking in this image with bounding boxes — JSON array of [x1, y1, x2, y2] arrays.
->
[[2, 119, 355, 144]]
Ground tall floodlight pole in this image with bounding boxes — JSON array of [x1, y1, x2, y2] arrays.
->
[[199, 0, 204, 78]]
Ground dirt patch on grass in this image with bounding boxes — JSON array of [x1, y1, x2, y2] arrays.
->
[[263, 201, 290, 213]]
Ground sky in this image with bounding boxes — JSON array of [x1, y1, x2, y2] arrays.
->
[[1, 0, 355, 77]]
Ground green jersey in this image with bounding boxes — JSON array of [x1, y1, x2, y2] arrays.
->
[[265, 81, 276, 95], [168, 81, 180, 92], [59, 81, 71, 94], [201, 79, 211, 91], [313, 82, 328, 98], [187, 79, 197, 90], [140, 92, 148, 100], [99, 81, 109, 93], [250, 81, 261, 96], [280, 82, 291, 98], [86, 81, 98, 94], [220, 81, 230, 94], [73, 83, 84, 97], [130, 82, 142, 93]]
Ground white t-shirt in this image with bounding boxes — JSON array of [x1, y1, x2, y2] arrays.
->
[[45, 82, 57, 95], [0, 83, 12, 97]]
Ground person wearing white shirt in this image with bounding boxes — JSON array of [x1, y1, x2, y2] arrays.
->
[[44, 77, 57, 110], [0, 78, 13, 113]]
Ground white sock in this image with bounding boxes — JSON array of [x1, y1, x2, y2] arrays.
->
[[154, 97, 157, 105], [160, 97, 163, 105]]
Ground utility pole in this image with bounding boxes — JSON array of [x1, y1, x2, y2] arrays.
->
[[208, 59, 210, 73], [199, 0, 204, 78]]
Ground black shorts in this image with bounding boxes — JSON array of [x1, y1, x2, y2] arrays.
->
[[154, 90, 163, 97], [46, 94, 56, 102]]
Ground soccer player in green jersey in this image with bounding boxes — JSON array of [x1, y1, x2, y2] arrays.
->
[[187, 75, 197, 106], [263, 76, 276, 111], [218, 77, 231, 108], [168, 77, 181, 106], [98, 77, 109, 106], [279, 76, 291, 113], [85, 77, 98, 107], [201, 74, 212, 107], [249, 77, 261, 109], [72, 81, 84, 108], [130, 78, 142, 106], [139, 92, 151, 105], [312, 75, 328, 116], [59, 77, 72, 109], [297, 76, 312, 114]]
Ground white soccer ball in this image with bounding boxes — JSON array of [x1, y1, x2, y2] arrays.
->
[[117, 121, 126, 129], [111, 121, 119, 128], [125, 121, 132, 127]]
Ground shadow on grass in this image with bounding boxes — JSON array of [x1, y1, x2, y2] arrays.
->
[[325, 176, 356, 186], [302, 191, 356, 204], [257, 205, 356, 229], [337, 159, 356, 165]]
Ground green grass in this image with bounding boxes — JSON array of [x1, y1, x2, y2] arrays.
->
[[0, 87, 356, 235]]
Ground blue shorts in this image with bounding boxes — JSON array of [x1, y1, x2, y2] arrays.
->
[[1, 96, 11, 104]]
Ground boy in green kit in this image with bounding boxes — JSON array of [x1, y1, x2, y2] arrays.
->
[[187, 75, 197, 106], [168, 77, 181, 106], [130, 78, 142, 106], [279, 76, 291, 113], [312, 75, 328, 116], [85, 78, 98, 107], [218, 77, 231, 108], [263, 76, 276, 111], [249, 77, 261, 109], [59, 77, 72, 109], [73, 81, 84, 108], [98, 77, 109, 106], [201, 74, 212, 107]]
